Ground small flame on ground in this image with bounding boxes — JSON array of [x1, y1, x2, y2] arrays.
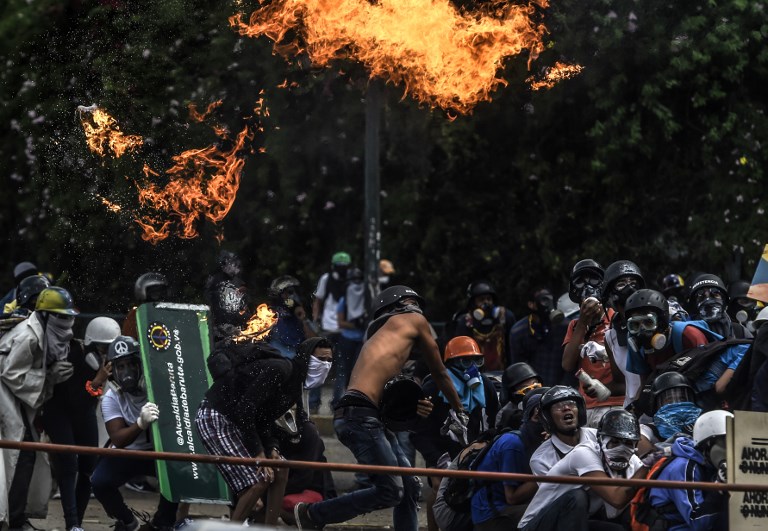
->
[[230, 0, 551, 114], [234, 303, 278, 342], [77, 105, 143, 157], [527, 61, 584, 91]]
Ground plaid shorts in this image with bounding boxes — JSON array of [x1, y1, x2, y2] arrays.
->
[[195, 399, 261, 495]]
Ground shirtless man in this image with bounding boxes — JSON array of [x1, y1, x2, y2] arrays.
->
[[294, 285, 464, 531]]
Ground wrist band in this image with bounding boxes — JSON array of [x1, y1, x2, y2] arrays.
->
[[85, 380, 103, 397]]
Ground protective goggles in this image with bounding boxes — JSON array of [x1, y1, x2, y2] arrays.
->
[[514, 381, 542, 396], [626, 313, 658, 334], [572, 275, 602, 289], [656, 387, 695, 408], [551, 400, 579, 412], [694, 288, 724, 304], [458, 356, 484, 369]]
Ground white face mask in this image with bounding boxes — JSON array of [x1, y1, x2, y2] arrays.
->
[[601, 435, 636, 471], [305, 355, 332, 389]]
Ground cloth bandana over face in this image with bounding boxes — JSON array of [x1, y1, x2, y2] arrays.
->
[[42, 313, 75, 365]]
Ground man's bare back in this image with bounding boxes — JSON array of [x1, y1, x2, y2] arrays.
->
[[347, 311, 463, 414]]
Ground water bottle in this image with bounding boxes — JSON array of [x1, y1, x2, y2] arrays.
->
[[576, 369, 611, 401]]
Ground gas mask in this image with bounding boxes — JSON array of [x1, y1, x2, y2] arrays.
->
[[274, 405, 301, 444], [608, 283, 637, 310], [707, 437, 727, 481], [626, 313, 667, 352], [331, 264, 349, 280], [600, 436, 637, 472], [305, 355, 332, 389], [728, 298, 757, 325], [472, 303, 500, 325], [571, 275, 602, 303], [113, 356, 144, 395], [697, 298, 725, 320]]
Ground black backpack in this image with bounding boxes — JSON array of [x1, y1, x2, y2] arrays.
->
[[443, 429, 519, 513]]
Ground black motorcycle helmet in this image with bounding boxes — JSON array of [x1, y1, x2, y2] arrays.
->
[[602, 260, 645, 308], [16, 274, 51, 309], [371, 285, 425, 319], [660, 273, 686, 298], [134, 272, 169, 303], [503, 362, 541, 392], [624, 289, 670, 332], [467, 280, 496, 302], [687, 273, 728, 308], [540, 385, 587, 434], [569, 259, 604, 304], [650, 372, 695, 414], [603, 260, 644, 296], [597, 409, 640, 441]]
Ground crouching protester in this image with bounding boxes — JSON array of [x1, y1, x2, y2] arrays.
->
[[195, 336, 333, 523], [518, 410, 651, 531], [496, 362, 542, 429], [470, 388, 549, 531], [292, 286, 465, 531], [91, 336, 179, 531], [529, 385, 597, 476], [643, 410, 732, 530]]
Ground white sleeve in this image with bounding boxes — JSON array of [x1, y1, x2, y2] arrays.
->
[[314, 274, 328, 299], [571, 444, 607, 476], [101, 389, 124, 423]]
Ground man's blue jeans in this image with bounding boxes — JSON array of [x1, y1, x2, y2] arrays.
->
[[308, 414, 419, 531]]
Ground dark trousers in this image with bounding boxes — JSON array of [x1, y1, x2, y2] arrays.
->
[[42, 404, 99, 528], [8, 414, 36, 528], [519, 489, 626, 531], [474, 504, 528, 531], [91, 454, 178, 526]]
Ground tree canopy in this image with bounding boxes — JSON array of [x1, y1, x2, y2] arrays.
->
[[1, 0, 767, 320]]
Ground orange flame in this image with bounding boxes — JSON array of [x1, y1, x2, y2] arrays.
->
[[527, 61, 584, 91], [230, 0, 550, 114], [234, 303, 279, 342], [99, 196, 123, 213], [78, 105, 143, 157], [188, 100, 223, 123], [135, 124, 254, 244]]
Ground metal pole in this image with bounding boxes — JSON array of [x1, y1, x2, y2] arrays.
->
[[364, 80, 382, 309], [0, 439, 763, 492]]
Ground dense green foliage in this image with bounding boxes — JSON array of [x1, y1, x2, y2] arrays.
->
[[1, 0, 767, 320]]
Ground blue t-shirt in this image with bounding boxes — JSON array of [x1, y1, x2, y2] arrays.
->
[[337, 297, 365, 342], [470, 432, 529, 524], [695, 343, 749, 392]]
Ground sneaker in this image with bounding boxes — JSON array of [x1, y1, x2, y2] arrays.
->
[[293, 503, 322, 531], [173, 519, 193, 531], [113, 516, 140, 531], [69, 527, 85, 531]]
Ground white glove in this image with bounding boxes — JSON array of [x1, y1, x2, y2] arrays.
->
[[440, 410, 469, 446], [137, 402, 160, 430], [48, 361, 74, 384]]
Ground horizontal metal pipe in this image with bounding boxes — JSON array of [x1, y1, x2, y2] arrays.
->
[[0, 438, 763, 493]]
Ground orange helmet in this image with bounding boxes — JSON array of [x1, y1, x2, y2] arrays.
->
[[444, 336, 482, 362]]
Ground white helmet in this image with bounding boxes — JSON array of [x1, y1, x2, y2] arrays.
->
[[693, 410, 733, 447], [753, 306, 768, 330], [84, 317, 122, 346]]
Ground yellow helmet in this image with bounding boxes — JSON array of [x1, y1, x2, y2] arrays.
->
[[35, 287, 79, 315]]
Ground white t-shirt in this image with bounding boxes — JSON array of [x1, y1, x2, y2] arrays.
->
[[314, 273, 340, 332], [101, 388, 153, 450], [605, 328, 641, 407], [519, 440, 643, 527], [529, 427, 598, 476]]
